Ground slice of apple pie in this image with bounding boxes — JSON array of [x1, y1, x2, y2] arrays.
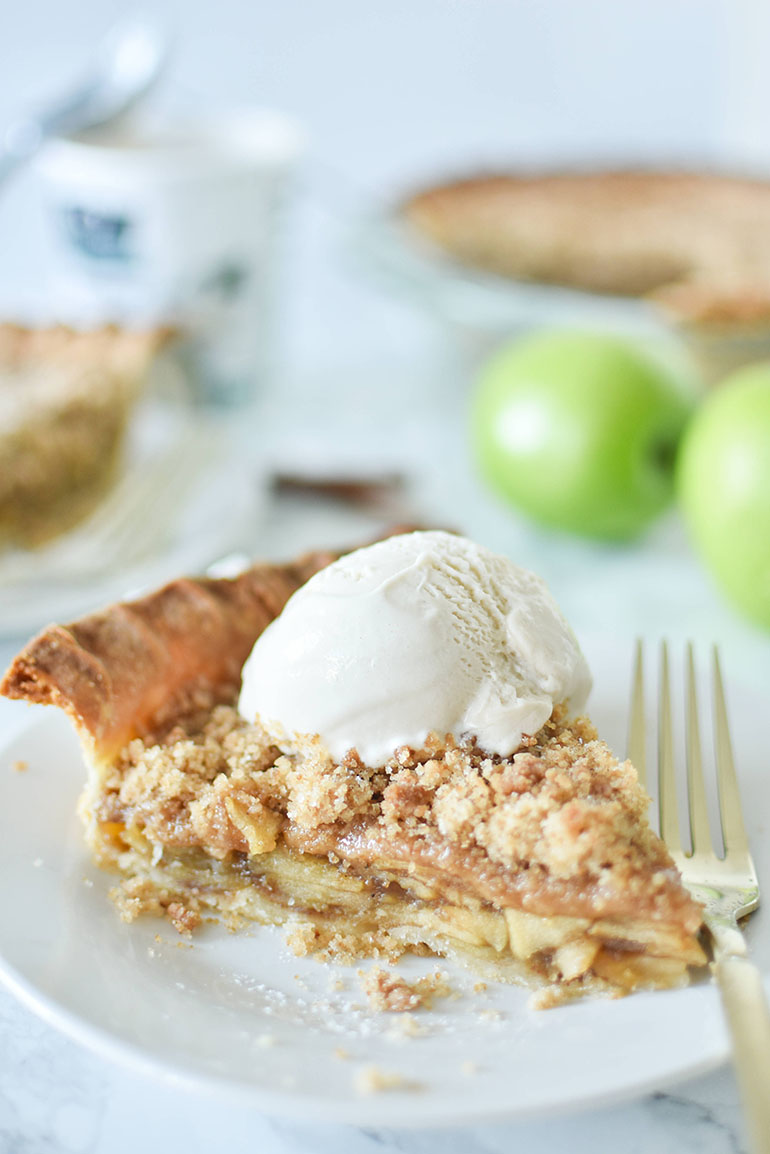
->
[[0, 323, 168, 549], [1, 531, 705, 1003]]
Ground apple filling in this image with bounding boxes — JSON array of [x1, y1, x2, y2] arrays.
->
[[82, 703, 706, 1001]]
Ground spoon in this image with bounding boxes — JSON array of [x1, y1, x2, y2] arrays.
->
[[0, 16, 168, 183]]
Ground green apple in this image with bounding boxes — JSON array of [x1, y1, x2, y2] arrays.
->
[[677, 364, 770, 629], [471, 330, 695, 540]]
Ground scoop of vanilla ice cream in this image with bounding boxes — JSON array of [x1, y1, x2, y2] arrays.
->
[[238, 530, 591, 766]]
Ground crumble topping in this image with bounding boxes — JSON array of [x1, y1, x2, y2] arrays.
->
[[109, 712, 280, 858], [105, 703, 668, 903]]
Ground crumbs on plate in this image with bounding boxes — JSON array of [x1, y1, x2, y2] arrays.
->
[[360, 966, 453, 1012], [353, 1065, 423, 1095]]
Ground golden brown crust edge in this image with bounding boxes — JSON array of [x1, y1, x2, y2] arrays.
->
[[0, 549, 338, 760]]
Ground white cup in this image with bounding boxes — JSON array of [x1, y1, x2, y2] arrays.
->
[[35, 109, 303, 407]]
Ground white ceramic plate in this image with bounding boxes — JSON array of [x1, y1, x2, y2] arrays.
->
[[0, 641, 765, 1127]]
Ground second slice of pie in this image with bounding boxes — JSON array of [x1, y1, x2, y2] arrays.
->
[[1, 530, 705, 1003], [0, 324, 167, 549]]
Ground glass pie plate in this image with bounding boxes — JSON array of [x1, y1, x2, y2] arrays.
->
[[351, 207, 663, 334], [0, 393, 263, 638], [348, 208, 770, 383]]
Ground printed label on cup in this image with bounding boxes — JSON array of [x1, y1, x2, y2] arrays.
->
[[36, 110, 303, 407]]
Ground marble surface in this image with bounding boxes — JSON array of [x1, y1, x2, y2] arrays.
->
[[0, 981, 751, 1154]]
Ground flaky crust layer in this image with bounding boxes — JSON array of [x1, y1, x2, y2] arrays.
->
[[0, 550, 337, 760]]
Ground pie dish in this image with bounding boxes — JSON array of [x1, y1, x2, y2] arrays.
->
[[402, 169, 770, 334], [0, 323, 166, 549], [0, 536, 706, 1005]]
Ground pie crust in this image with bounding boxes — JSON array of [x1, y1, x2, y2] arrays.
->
[[0, 323, 167, 548], [403, 169, 770, 328], [1, 544, 706, 1004]]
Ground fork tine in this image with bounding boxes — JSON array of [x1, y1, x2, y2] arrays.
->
[[713, 646, 750, 858], [627, 639, 647, 790], [658, 641, 683, 854], [685, 642, 714, 857]]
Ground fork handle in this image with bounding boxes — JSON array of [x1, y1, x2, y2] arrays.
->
[[715, 954, 770, 1154]]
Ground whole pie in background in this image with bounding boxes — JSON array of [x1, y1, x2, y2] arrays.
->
[[403, 169, 770, 378], [1, 531, 706, 1008], [403, 169, 770, 318]]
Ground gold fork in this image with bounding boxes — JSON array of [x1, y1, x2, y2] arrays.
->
[[629, 641, 770, 1154]]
